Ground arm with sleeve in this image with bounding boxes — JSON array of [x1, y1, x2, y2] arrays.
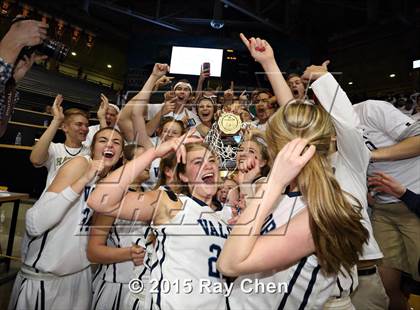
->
[[25, 186, 81, 236], [311, 73, 370, 173]]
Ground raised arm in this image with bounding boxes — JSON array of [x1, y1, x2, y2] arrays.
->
[[118, 64, 167, 141], [132, 64, 169, 147], [218, 139, 315, 276], [308, 64, 370, 173], [88, 131, 202, 213], [30, 94, 64, 166], [239, 33, 294, 106]]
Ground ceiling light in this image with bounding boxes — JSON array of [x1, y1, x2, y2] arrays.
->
[[389, 73, 396, 78], [71, 52, 77, 56], [348, 81, 353, 85], [107, 64, 112, 69]]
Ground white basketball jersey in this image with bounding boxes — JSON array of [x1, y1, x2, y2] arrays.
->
[[229, 192, 347, 310], [22, 157, 96, 275], [98, 219, 150, 284], [150, 194, 231, 310]]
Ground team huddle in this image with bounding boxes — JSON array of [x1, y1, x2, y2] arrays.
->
[[8, 34, 420, 310]]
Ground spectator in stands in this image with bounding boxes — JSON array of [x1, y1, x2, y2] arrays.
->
[[252, 89, 274, 130], [30, 94, 90, 188], [286, 73, 307, 100], [0, 17, 48, 137], [410, 93, 420, 121], [44, 104, 52, 114], [85, 94, 120, 146]]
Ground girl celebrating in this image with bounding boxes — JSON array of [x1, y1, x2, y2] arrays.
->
[[9, 127, 123, 310], [88, 133, 232, 310]]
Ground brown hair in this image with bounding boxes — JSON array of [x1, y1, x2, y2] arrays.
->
[[266, 101, 368, 275], [240, 133, 272, 178], [123, 144, 143, 161], [159, 117, 185, 135], [173, 142, 219, 195], [154, 153, 177, 190], [89, 127, 123, 157]]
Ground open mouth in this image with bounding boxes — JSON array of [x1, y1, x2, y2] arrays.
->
[[201, 172, 215, 184], [292, 89, 299, 97], [103, 150, 114, 159]]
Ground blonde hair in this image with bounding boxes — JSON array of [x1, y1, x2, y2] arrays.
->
[[266, 101, 368, 275]]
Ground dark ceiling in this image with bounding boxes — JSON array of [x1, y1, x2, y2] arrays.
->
[[22, 0, 419, 44]]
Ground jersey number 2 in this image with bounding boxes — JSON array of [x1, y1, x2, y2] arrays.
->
[[208, 244, 221, 278]]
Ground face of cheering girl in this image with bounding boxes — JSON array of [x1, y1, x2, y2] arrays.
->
[[91, 128, 123, 170], [197, 98, 215, 125], [237, 140, 267, 171], [160, 121, 184, 142], [179, 145, 220, 204]]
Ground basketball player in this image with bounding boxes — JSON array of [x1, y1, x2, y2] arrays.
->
[[9, 127, 123, 310], [30, 94, 90, 187], [88, 144, 150, 310], [88, 134, 233, 310], [222, 33, 379, 309]]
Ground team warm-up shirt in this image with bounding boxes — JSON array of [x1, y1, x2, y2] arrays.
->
[[22, 156, 96, 276], [353, 100, 420, 204], [40, 142, 90, 189], [150, 194, 231, 310]]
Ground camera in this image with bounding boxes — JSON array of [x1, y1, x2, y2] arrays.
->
[[12, 16, 69, 62]]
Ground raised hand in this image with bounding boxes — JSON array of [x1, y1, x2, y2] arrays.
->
[[154, 129, 203, 163], [301, 60, 330, 83], [51, 94, 65, 124], [155, 75, 174, 89], [9, 18, 48, 48], [130, 245, 145, 266], [161, 96, 177, 115], [239, 33, 275, 65], [85, 159, 105, 182], [237, 156, 261, 184], [270, 138, 316, 187], [152, 63, 170, 78], [97, 93, 109, 121]]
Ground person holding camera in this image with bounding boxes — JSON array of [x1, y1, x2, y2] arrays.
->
[[0, 17, 49, 137]]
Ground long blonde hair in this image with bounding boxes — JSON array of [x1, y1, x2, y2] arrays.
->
[[266, 101, 368, 275]]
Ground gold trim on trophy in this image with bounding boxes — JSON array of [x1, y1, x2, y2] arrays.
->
[[218, 112, 242, 135]]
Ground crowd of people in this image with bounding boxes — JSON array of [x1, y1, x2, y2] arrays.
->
[[1, 16, 419, 310]]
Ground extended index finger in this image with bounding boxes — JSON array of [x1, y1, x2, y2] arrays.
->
[[239, 33, 250, 49]]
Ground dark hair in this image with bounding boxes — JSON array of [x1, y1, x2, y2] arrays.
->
[[286, 73, 301, 81], [196, 97, 216, 123], [89, 127, 123, 156], [123, 144, 143, 161], [173, 142, 218, 195], [159, 117, 185, 135], [154, 153, 178, 190]]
